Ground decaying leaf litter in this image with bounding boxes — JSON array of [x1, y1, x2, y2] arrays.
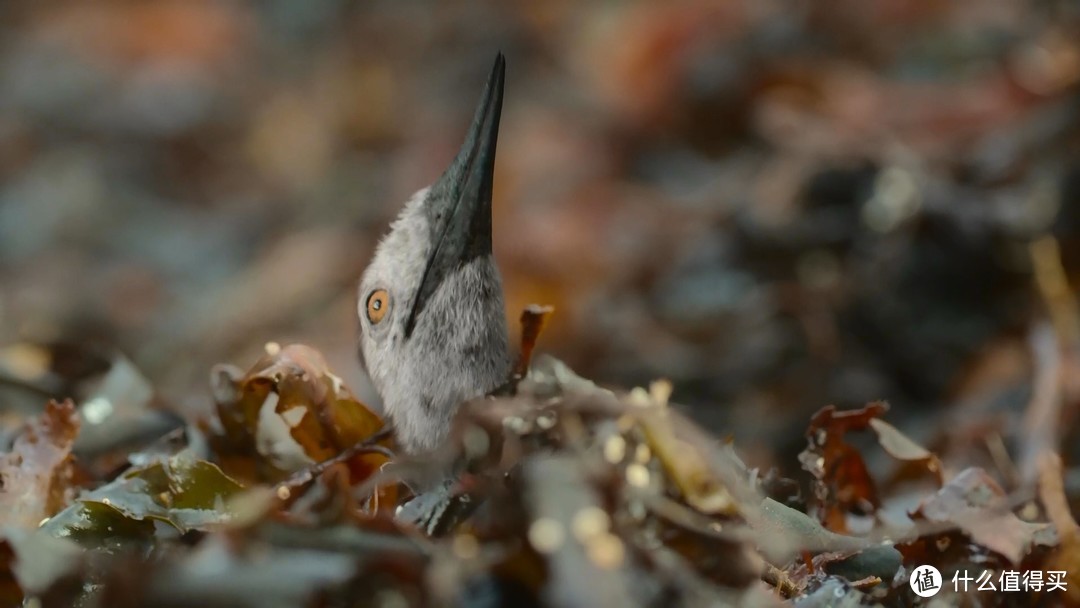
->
[[0, 302, 1077, 607]]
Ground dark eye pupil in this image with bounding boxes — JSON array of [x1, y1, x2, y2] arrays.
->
[[372, 299, 381, 310]]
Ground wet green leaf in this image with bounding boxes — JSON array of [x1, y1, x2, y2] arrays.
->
[[43, 452, 244, 545]]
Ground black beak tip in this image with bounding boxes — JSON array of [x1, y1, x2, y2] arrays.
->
[[437, 51, 506, 212], [405, 54, 509, 339]]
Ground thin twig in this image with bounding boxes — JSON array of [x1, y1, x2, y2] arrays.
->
[[277, 428, 395, 492], [1038, 451, 1080, 540], [1018, 322, 1064, 484], [761, 562, 799, 599]]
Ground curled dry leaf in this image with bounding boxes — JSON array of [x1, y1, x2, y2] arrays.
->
[[0, 400, 81, 530], [207, 344, 391, 490], [911, 467, 1042, 564], [868, 418, 944, 486], [798, 402, 887, 532]]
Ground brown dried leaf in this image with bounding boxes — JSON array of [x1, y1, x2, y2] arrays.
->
[[894, 529, 994, 575], [0, 400, 80, 530], [868, 418, 944, 485], [798, 403, 886, 531], [208, 344, 390, 490], [912, 467, 1041, 564]]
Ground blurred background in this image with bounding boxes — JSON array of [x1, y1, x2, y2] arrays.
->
[[1, 0, 1079, 471]]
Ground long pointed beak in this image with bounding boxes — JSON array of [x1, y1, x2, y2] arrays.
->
[[404, 53, 505, 339]]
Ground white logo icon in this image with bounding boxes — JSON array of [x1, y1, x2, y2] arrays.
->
[[910, 565, 942, 598]]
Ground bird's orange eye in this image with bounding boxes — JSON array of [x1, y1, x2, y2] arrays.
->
[[366, 289, 389, 324]]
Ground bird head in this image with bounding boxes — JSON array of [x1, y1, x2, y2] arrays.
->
[[357, 55, 511, 454]]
